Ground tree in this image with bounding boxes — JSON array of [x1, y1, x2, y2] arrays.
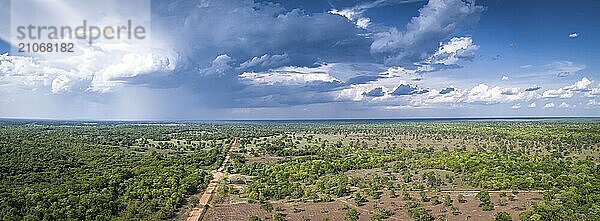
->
[[345, 208, 359, 221], [458, 194, 467, 203], [248, 215, 262, 221], [495, 211, 512, 221], [407, 201, 435, 221], [451, 206, 461, 216], [389, 189, 397, 198], [188, 196, 199, 208], [420, 191, 429, 202], [443, 194, 453, 207], [476, 190, 494, 211], [354, 192, 367, 206], [272, 212, 286, 221], [476, 190, 490, 203], [260, 201, 273, 212]]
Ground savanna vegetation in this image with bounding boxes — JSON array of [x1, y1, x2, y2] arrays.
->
[[224, 120, 600, 220], [1, 119, 599, 220]]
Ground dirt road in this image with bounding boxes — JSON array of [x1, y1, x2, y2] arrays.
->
[[187, 138, 236, 221]]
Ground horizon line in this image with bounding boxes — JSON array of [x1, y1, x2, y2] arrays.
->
[[1, 116, 599, 123]]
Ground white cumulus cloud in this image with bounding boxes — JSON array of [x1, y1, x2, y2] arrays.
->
[[370, 0, 484, 65], [528, 102, 536, 108], [240, 65, 339, 86], [542, 77, 595, 99], [465, 84, 534, 104], [428, 37, 479, 65], [569, 32, 579, 38], [558, 102, 571, 108]]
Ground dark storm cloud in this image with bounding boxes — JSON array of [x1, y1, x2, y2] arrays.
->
[[391, 84, 429, 96], [363, 87, 385, 97], [439, 87, 455, 94], [524, 86, 541, 92]]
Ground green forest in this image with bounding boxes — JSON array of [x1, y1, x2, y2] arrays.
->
[[0, 123, 230, 220]]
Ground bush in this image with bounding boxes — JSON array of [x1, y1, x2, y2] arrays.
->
[[345, 208, 360, 221], [188, 196, 199, 208], [458, 194, 467, 203], [451, 206, 461, 216], [248, 215, 262, 221], [420, 191, 429, 202], [354, 192, 367, 206], [407, 201, 435, 221], [272, 212, 286, 221], [371, 206, 394, 221], [260, 201, 273, 212], [477, 190, 494, 211], [443, 194, 453, 207], [495, 211, 512, 221]]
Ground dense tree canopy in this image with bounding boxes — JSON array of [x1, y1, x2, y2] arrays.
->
[[0, 123, 230, 220]]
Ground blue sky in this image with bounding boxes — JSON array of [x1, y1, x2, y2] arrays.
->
[[0, 0, 599, 119]]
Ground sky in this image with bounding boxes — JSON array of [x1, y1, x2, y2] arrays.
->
[[0, 0, 599, 120]]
